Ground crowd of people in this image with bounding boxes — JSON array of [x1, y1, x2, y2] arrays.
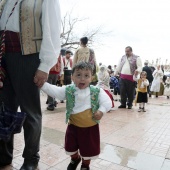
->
[[51, 44, 170, 114]]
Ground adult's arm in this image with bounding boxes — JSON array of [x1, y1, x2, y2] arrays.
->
[[38, 0, 61, 73], [73, 50, 78, 67], [114, 58, 122, 76], [136, 57, 142, 72]]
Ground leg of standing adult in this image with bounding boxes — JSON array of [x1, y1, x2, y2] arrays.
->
[[126, 80, 135, 109], [119, 79, 127, 108], [0, 53, 42, 169]]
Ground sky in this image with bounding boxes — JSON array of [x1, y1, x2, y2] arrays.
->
[[59, 0, 170, 67]]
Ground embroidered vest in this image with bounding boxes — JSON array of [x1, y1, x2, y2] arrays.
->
[[20, 0, 43, 55], [119, 54, 139, 74], [65, 84, 100, 124], [137, 79, 147, 93]]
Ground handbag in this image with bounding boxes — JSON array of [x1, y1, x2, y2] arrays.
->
[[0, 102, 26, 141]]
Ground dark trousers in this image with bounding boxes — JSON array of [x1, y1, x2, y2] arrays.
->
[[64, 70, 72, 85], [119, 78, 135, 107], [47, 74, 58, 104], [0, 53, 42, 165]]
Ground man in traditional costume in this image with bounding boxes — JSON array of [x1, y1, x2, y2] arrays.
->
[[116, 46, 142, 109], [0, 0, 61, 169]]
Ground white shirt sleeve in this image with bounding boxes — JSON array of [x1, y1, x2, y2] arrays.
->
[[38, 0, 61, 73], [98, 88, 112, 114], [136, 57, 142, 72], [115, 58, 122, 75], [41, 82, 66, 100]]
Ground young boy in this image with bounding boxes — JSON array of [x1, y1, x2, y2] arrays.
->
[[41, 62, 112, 170]]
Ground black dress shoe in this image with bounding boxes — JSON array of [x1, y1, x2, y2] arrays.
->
[[20, 163, 38, 170], [47, 104, 54, 111], [67, 157, 81, 170], [128, 106, 132, 109], [80, 166, 90, 170], [118, 105, 126, 108]]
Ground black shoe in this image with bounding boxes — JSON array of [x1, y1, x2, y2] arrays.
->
[[127, 105, 132, 109], [46, 100, 49, 104], [47, 104, 54, 111], [54, 101, 58, 107], [114, 99, 118, 101], [20, 163, 38, 170], [60, 100, 64, 103], [142, 107, 146, 112], [167, 96, 169, 99], [67, 157, 81, 170], [149, 94, 151, 97], [80, 166, 90, 170], [118, 105, 126, 108]]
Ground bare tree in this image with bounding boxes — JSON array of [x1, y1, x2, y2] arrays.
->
[[60, 11, 112, 50]]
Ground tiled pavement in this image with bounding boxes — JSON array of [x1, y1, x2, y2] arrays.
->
[[1, 95, 170, 170]]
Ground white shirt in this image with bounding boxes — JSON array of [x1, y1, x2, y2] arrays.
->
[[64, 58, 72, 70], [116, 55, 142, 75], [41, 82, 112, 114], [0, 0, 61, 73]]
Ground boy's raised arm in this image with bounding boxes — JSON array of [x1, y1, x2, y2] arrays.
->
[[41, 82, 66, 100]]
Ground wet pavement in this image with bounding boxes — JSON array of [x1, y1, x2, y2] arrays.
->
[[1, 94, 170, 170]]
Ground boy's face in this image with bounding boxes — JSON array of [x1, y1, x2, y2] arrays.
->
[[72, 69, 92, 89]]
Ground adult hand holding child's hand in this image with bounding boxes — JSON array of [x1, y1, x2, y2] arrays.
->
[[94, 110, 103, 120]]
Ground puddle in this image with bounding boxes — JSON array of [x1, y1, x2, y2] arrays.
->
[[161, 159, 170, 170], [100, 144, 165, 170], [42, 127, 65, 146]]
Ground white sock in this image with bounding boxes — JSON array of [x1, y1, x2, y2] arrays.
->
[[139, 103, 142, 108], [142, 103, 145, 108]]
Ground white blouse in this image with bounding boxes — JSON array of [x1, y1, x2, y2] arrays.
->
[[41, 83, 112, 114], [0, 0, 61, 74]]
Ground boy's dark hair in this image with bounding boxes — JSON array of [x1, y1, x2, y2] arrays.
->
[[80, 37, 88, 45], [72, 62, 93, 75]]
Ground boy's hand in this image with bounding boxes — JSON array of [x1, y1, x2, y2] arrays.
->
[[94, 110, 103, 120]]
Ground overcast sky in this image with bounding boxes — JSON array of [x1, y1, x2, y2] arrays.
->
[[59, 0, 170, 66]]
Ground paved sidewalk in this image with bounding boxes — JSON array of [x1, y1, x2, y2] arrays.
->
[[1, 95, 170, 170]]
